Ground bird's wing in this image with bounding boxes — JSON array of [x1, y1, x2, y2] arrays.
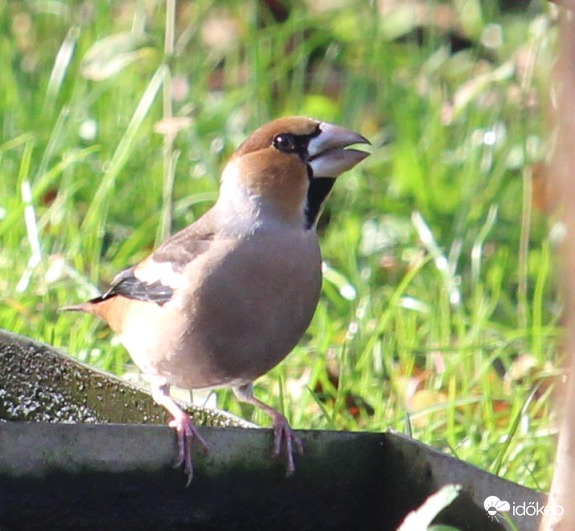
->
[[151, 220, 215, 270], [88, 266, 175, 305], [90, 216, 216, 306]]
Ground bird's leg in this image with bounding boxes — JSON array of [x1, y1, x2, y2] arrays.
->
[[151, 378, 208, 486], [234, 383, 303, 475]]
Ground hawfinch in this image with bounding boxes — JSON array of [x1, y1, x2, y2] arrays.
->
[[64, 116, 370, 484]]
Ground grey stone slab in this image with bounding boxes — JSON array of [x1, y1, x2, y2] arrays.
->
[[0, 330, 545, 530], [0, 422, 544, 530], [0, 329, 250, 427]]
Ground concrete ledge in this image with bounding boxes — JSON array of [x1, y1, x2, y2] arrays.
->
[[0, 422, 542, 530], [0, 329, 544, 530], [0, 329, 249, 428]]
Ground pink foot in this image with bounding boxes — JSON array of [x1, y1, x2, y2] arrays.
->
[[232, 384, 303, 475], [271, 412, 304, 475], [169, 412, 209, 486]]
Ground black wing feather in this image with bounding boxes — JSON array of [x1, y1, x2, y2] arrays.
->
[[89, 266, 173, 306], [88, 212, 218, 306]]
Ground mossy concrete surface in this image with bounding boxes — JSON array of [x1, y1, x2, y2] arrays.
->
[[0, 330, 543, 530], [0, 329, 251, 428], [0, 423, 543, 530]]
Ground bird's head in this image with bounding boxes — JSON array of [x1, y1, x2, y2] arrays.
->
[[219, 116, 370, 230]]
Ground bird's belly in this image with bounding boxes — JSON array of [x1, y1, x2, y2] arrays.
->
[[122, 234, 322, 389]]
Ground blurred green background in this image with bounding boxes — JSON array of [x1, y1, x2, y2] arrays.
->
[[0, 0, 559, 490]]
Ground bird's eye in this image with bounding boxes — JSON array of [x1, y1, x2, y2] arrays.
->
[[273, 133, 297, 153]]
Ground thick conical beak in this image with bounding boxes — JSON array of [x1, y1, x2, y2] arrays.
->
[[307, 122, 371, 178]]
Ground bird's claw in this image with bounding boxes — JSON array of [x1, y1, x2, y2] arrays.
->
[[169, 412, 209, 486], [272, 414, 303, 475]]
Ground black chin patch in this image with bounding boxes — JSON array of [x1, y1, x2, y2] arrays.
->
[[89, 267, 173, 306], [305, 177, 336, 230]]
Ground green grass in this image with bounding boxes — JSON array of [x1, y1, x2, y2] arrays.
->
[[0, 1, 559, 491]]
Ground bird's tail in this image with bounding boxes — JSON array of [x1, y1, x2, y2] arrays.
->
[[58, 303, 90, 313]]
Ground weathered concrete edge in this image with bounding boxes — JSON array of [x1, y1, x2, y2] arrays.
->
[[386, 430, 544, 531], [0, 328, 253, 427], [0, 328, 545, 529], [0, 422, 544, 530]]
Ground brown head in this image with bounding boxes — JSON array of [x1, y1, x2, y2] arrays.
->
[[219, 116, 370, 229]]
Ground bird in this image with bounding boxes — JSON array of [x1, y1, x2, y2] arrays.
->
[[63, 116, 370, 484]]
